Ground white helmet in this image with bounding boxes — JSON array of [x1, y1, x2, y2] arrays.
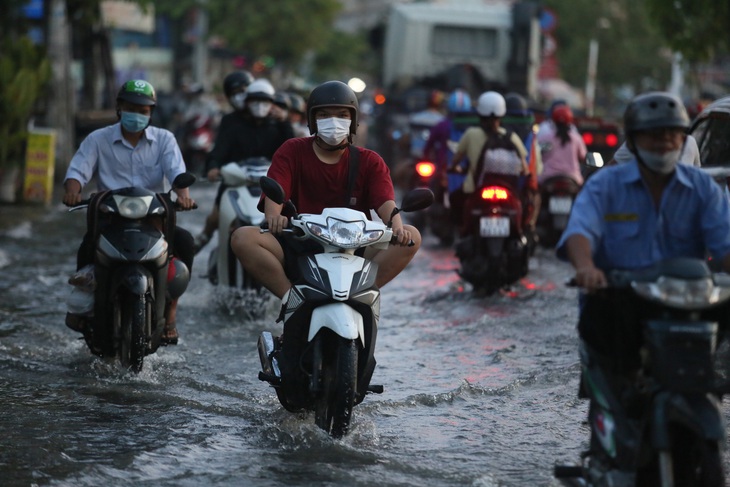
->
[[245, 78, 275, 102], [476, 91, 506, 117]]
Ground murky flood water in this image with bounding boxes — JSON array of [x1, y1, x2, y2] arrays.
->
[[1, 181, 728, 487]]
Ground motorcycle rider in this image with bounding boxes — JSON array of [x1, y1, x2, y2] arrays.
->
[[230, 80, 420, 300], [449, 91, 532, 234], [422, 88, 474, 176], [63, 79, 197, 345], [222, 70, 254, 113], [285, 91, 310, 138], [556, 92, 730, 474], [537, 104, 587, 186], [193, 77, 294, 253], [502, 92, 542, 246], [270, 92, 291, 123]]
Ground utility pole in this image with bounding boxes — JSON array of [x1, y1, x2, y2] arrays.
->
[[193, 0, 208, 88], [47, 0, 75, 178]]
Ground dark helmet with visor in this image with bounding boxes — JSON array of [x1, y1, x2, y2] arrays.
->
[[624, 92, 689, 134], [307, 81, 359, 135], [223, 70, 254, 98]]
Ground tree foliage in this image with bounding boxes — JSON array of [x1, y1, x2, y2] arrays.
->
[[153, 0, 360, 80], [644, 0, 730, 63], [544, 0, 672, 99]]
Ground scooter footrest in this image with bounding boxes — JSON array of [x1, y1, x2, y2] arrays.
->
[[367, 384, 384, 394], [553, 465, 583, 479], [258, 371, 281, 386]]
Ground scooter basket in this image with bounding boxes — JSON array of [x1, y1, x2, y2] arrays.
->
[[643, 320, 717, 392]]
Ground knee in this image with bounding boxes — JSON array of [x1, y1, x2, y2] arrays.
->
[[230, 226, 257, 257]]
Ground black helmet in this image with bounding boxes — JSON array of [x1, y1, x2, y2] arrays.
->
[[273, 92, 291, 110], [307, 81, 359, 135], [624, 92, 689, 134], [223, 70, 254, 98], [504, 92, 530, 117], [117, 80, 156, 106], [287, 92, 306, 115]]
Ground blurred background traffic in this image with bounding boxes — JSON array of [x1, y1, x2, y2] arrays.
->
[[0, 0, 728, 203]]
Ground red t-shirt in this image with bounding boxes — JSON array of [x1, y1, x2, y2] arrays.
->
[[266, 137, 395, 216]]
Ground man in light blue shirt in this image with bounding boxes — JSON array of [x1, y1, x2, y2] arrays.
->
[[63, 80, 196, 345], [557, 92, 730, 479]]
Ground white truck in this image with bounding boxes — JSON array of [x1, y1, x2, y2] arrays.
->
[[382, 0, 541, 99]]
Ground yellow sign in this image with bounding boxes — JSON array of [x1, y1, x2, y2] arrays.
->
[[23, 128, 57, 204]]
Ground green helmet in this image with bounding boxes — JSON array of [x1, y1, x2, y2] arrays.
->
[[117, 80, 157, 106]]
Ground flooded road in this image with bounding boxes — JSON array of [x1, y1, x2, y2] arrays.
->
[[1, 181, 728, 487]]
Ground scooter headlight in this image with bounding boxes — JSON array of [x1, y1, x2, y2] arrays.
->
[[307, 218, 383, 248], [113, 195, 153, 219], [632, 276, 730, 309]]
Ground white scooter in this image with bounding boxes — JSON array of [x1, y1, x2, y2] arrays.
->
[[256, 176, 434, 437], [207, 157, 270, 288]]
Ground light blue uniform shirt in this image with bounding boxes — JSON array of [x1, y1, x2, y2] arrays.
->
[[64, 123, 186, 193], [556, 161, 730, 270]]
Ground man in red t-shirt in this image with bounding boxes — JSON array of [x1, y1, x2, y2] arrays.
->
[[230, 80, 420, 299]]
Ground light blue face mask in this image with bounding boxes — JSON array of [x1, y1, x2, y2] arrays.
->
[[120, 111, 150, 133]]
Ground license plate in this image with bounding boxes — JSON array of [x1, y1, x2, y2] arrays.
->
[[479, 217, 510, 237], [549, 196, 572, 215]]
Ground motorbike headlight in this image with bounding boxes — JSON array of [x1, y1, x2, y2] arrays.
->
[[114, 195, 153, 219], [632, 276, 730, 309], [306, 218, 383, 248]]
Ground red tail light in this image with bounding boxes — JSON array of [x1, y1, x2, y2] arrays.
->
[[605, 133, 618, 147], [415, 161, 436, 178], [582, 132, 594, 146], [481, 186, 509, 200]]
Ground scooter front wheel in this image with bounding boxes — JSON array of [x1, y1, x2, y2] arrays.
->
[[314, 337, 358, 438], [118, 293, 147, 373]]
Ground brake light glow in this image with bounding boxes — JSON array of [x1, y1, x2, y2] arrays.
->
[[605, 133, 618, 147], [415, 161, 436, 178], [481, 186, 509, 200], [582, 132, 594, 146]]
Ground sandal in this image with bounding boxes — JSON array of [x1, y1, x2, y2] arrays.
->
[[65, 312, 87, 333], [161, 323, 179, 346]]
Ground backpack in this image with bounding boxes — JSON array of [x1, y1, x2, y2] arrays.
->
[[474, 129, 523, 188]]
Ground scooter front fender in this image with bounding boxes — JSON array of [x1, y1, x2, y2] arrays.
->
[[117, 265, 154, 296], [309, 303, 364, 347]]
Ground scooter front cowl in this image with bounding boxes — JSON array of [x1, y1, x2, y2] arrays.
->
[[308, 303, 365, 346]]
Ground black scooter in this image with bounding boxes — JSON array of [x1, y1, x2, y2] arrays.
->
[[454, 174, 530, 294], [68, 173, 196, 372], [555, 258, 730, 487]]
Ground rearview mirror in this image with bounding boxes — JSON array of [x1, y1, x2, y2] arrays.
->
[[172, 172, 197, 190], [585, 152, 604, 168], [259, 176, 286, 205], [400, 188, 434, 213]]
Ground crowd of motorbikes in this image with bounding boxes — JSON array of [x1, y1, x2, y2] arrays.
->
[[59, 89, 730, 485], [406, 142, 585, 295]]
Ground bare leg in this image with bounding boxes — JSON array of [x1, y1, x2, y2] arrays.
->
[[231, 226, 290, 298], [202, 205, 220, 238], [370, 224, 421, 288], [162, 297, 179, 345]]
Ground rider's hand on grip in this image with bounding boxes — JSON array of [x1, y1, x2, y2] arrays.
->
[[265, 214, 289, 235]]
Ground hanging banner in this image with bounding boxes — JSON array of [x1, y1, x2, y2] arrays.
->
[[23, 128, 57, 204]]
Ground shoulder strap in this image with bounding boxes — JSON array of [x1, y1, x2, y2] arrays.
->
[[345, 145, 360, 207]]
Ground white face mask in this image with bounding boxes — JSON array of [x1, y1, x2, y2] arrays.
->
[[248, 101, 272, 118], [230, 92, 246, 110], [316, 117, 351, 146], [636, 147, 681, 174]]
